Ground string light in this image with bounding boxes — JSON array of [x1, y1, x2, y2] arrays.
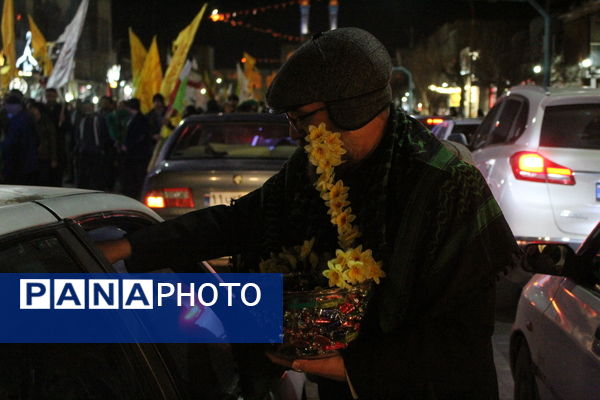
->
[[207, 0, 316, 21], [228, 20, 302, 42]]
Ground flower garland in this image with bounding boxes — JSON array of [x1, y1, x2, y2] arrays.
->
[[260, 123, 386, 289]]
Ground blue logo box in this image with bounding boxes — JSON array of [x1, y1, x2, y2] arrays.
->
[[0, 273, 283, 343]]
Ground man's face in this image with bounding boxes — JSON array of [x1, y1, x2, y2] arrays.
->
[[45, 91, 58, 104], [287, 102, 382, 164]]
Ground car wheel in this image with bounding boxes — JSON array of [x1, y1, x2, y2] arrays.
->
[[514, 339, 540, 400]]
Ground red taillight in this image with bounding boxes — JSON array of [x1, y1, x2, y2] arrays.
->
[[510, 152, 575, 185], [144, 188, 195, 208], [426, 118, 445, 125]]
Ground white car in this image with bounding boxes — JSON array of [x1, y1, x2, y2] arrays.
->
[[511, 222, 600, 399], [472, 86, 600, 249], [0, 185, 238, 399]]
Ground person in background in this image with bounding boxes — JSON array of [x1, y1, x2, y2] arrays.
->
[[99, 96, 118, 191], [43, 87, 70, 186], [146, 93, 166, 144], [223, 94, 239, 113], [120, 98, 152, 199], [73, 99, 112, 190], [205, 99, 222, 114], [182, 105, 199, 119], [0, 95, 38, 185], [237, 99, 259, 113], [28, 101, 58, 187]]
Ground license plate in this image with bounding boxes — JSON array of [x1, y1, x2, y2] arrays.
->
[[597, 183, 600, 201], [206, 192, 246, 206]]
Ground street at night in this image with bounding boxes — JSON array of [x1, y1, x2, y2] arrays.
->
[[0, 0, 599, 399]]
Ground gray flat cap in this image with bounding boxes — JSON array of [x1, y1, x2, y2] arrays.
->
[[266, 27, 392, 130]]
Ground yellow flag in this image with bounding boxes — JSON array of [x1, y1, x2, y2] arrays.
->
[[160, 3, 207, 98], [243, 51, 262, 97], [137, 36, 163, 114], [129, 27, 147, 85], [27, 15, 52, 76], [1, 0, 16, 88]]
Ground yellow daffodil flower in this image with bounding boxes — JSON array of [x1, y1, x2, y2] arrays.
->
[[323, 261, 348, 289], [345, 260, 368, 284]]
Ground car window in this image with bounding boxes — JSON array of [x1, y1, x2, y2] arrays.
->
[[169, 121, 296, 160], [489, 99, 522, 145], [0, 235, 82, 273], [540, 104, 600, 149], [431, 121, 451, 139], [0, 343, 162, 399], [508, 99, 529, 142], [452, 122, 480, 143], [471, 105, 501, 150]]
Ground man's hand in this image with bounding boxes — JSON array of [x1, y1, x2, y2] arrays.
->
[[266, 352, 346, 382], [95, 238, 132, 264]]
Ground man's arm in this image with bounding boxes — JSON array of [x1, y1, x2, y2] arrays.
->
[[97, 188, 264, 271]]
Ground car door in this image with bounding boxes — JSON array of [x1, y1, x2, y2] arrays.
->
[[537, 240, 600, 399], [71, 212, 238, 400], [472, 97, 529, 203], [0, 221, 183, 399]]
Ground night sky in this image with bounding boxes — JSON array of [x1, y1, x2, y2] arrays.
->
[[112, 0, 551, 70]]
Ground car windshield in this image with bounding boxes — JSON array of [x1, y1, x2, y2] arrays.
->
[[168, 121, 296, 160], [541, 104, 600, 149]]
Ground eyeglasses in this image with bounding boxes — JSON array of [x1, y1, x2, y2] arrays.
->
[[285, 106, 327, 131]]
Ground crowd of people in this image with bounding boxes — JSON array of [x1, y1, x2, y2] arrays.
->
[[0, 88, 264, 199]]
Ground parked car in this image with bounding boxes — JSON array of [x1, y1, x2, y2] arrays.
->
[[0, 185, 237, 399], [510, 221, 600, 399], [430, 117, 482, 145], [471, 86, 600, 250], [143, 113, 294, 220]]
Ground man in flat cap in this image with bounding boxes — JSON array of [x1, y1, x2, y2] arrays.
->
[[100, 27, 520, 399]]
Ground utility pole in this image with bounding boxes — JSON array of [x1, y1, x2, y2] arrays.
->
[[527, 0, 551, 89]]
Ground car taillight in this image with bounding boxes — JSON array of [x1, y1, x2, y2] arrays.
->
[[426, 118, 445, 125], [144, 188, 195, 208], [510, 152, 575, 185]]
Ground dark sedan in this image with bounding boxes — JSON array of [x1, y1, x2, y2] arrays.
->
[[143, 113, 294, 220]]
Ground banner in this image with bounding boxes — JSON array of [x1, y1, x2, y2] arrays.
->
[[46, 0, 89, 89], [137, 36, 162, 114], [128, 27, 147, 86], [160, 3, 207, 98], [27, 15, 52, 76], [1, 273, 283, 343], [1, 0, 15, 88]]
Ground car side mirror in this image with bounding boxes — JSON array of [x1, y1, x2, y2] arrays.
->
[[523, 243, 577, 276], [447, 132, 468, 146]]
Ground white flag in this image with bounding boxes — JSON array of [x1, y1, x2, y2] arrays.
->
[[46, 0, 89, 89], [236, 63, 249, 102]]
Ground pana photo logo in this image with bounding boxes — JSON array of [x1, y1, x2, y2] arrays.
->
[[19, 279, 262, 310]]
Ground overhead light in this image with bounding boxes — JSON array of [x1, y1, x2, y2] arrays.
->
[[200, 88, 207, 95], [533, 65, 542, 74], [441, 82, 448, 87], [92, 96, 99, 105], [580, 58, 593, 68], [216, 77, 223, 84]]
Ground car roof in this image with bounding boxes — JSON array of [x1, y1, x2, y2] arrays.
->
[[0, 185, 161, 236], [0, 185, 98, 207], [507, 85, 600, 104], [182, 112, 287, 124]]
